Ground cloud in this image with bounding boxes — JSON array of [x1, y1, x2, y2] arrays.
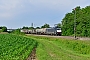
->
[[0, 0, 89, 19], [0, 0, 19, 10], [0, 0, 24, 19], [28, 0, 89, 11], [0, 13, 12, 18], [0, 0, 89, 28]]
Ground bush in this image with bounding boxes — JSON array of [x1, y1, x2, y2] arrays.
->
[[1, 27, 7, 32], [12, 29, 25, 35]]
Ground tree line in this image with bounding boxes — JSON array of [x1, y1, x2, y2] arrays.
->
[[22, 23, 61, 29], [62, 6, 90, 37], [0, 23, 61, 33], [0, 26, 7, 32]]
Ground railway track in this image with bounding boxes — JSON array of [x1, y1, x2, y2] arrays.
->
[[26, 34, 90, 40]]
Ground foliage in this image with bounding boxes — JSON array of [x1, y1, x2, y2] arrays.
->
[[28, 27, 34, 29], [57, 23, 61, 28], [2, 27, 7, 32], [0, 27, 2, 29], [0, 29, 2, 33], [41, 23, 50, 28], [22, 26, 29, 29], [0, 26, 7, 32], [22, 26, 34, 29], [62, 6, 90, 37], [0, 34, 37, 60], [35, 27, 40, 29], [12, 29, 25, 35]]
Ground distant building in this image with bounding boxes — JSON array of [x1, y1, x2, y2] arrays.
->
[[7, 29, 16, 32]]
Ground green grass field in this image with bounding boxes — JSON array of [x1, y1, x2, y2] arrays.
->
[[0, 34, 37, 60], [26, 35, 90, 60], [1, 34, 90, 60]]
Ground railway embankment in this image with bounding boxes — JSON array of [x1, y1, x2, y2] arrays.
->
[[26, 34, 90, 40]]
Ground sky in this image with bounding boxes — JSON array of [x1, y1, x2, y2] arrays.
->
[[0, 0, 89, 29]]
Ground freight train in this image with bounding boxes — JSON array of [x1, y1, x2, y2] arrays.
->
[[21, 27, 62, 36]]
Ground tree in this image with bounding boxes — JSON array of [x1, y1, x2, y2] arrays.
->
[[12, 29, 25, 35], [0, 27, 2, 29], [22, 26, 29, 29], [62, 6, 90, 37], [36, 27, 40, 29], [2, 26, 7, 32], [41, 23, 50, 28], [29, 27, 34, 29]]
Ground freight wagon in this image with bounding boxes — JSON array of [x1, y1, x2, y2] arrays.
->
[[21, 27, 62, 36]]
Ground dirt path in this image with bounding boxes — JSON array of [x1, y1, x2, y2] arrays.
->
[[27, 48, 37, 60]]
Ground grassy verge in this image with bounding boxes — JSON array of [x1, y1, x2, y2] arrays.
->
[[26, 35, 90, 60]]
